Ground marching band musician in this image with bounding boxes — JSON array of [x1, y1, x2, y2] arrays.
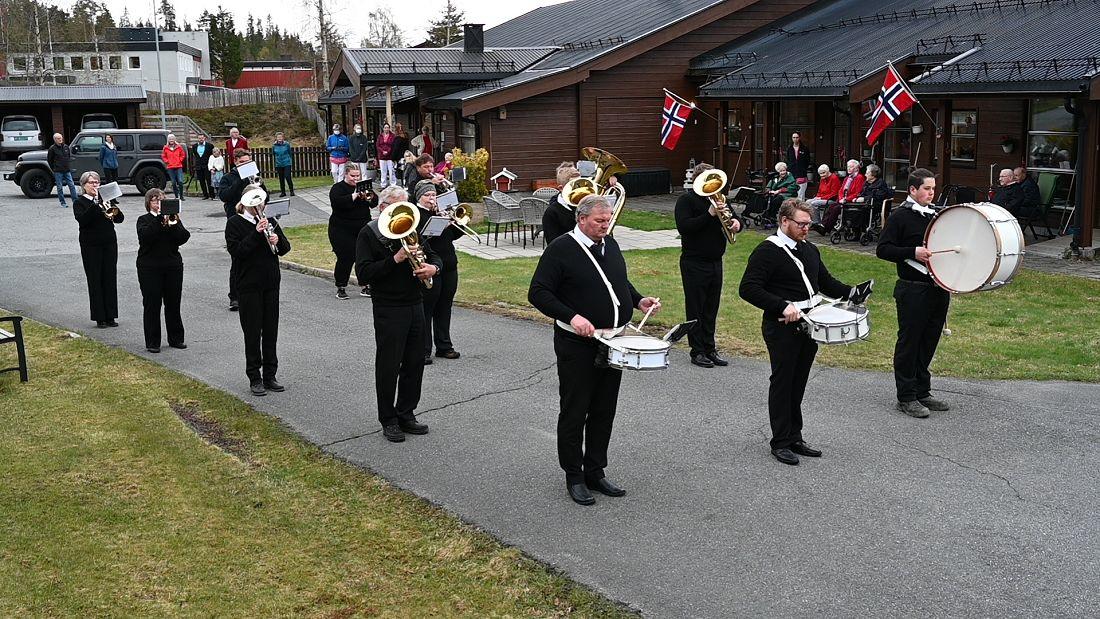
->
[[328, 165, 376, 300], [541, 162, 582, 244], [225, 195, 291, 397], [73, 171, 122, 329], [404, 153, 447, 194], [739, 199, 868, 466], [355, 186, 442, 443], [413, 180, 464, 364], [136, 189, 190, 353], [219, 148, 269, 311], [528, 194, 661, 506], [876, 168, 951, 419], [675, 162, 740, 368]]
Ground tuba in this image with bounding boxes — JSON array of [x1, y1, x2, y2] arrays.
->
[[562, 147, 629, 233], [378, 201, 433, 289], [693, 168, 738, 244]]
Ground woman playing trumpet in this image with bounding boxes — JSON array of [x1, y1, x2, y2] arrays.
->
[[136, 189, 190, 352], [73, 171, 123, 328], [413, 180, 464, 364]]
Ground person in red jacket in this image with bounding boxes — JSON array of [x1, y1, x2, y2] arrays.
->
[[807, 164, 841, 219], [161, 134, 188, 200], [377, 123, 396, 187], [816, 160, 866, 235], [225, 127, 248, 169]]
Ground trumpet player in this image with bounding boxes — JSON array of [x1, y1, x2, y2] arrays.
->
[[219, 149, 268, 311], [675, 163, 740, 368], [355, 187, 442, 443], [329, 165, 376, 300], [403, 153, 448, 194], [136, 189, 190, 353], [413, 181, 463, 364], [73, 171, 123, 328], [225, 196, 291, 397]]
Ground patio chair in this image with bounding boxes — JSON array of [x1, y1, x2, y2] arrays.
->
[[1018, 172, 1060, 240], [533, 187, 559, 200], [519, 197, 549, 248], [482, 196, 523, 246], [491, 190, 520, 207]]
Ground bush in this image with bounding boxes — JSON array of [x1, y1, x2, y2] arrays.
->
[[452, 147, 489, 203]]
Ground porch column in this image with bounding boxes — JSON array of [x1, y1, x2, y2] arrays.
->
[[51, 104, 65, 139], [937, 100, 952, 191], [1080, 100, 1098, 248]]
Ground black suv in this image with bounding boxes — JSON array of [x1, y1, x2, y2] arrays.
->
[[6, 129, 170, 198]]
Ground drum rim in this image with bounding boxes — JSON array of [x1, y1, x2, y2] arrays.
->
[[925, 202, 1022, 294]]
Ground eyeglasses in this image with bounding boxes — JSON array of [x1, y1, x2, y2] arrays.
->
[[86, 180, 101, 185], [786, 219, 811, 229]]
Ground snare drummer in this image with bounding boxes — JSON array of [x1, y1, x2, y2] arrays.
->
[[739, 199, 866, 466], [876, 168, 951, 419], [528, 194, 661, 505]]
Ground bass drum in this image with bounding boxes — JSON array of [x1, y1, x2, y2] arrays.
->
[[925, 202, 1024, 293]]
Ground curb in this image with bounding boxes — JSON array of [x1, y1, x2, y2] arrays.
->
[[279, 259, 359, 287]]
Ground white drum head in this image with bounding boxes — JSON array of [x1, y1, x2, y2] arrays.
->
[[806, 305, 863, 324], [611, 335, 670, 351], [926, 204, 999, 292]]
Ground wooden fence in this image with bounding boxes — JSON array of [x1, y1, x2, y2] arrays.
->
[[143, 87, 309, 111], [248, 146, 331, 177]]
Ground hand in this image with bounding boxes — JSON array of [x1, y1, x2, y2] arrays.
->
[[413, 263, 437, 281], [915, 246, 932, 262], [255, 218, 269, 233], [570, 314, 596, 337], [780, 303, 802, 324], [707, 203, 718, 217], [729, 218, 742, 233], [608, 175, 619, 187], [267, 232, 278, 246], [351, 191, 359, 201], [431, 173, 447, 184], [638, 297, 661, 313], [393, 246, 410, 263], [849, 279, 874, 305]]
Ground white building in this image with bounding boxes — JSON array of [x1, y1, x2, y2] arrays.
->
[[4, 28, 211, 94]]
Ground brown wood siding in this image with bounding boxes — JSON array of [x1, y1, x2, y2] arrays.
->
[[946, 99, 1028, 193], [480, 88, 579, 187]]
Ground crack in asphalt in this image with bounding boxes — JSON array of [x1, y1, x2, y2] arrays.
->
[[319, 362, 557, 449], [887, 438, 1025, 502]]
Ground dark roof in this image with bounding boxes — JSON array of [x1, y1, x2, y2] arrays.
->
[[317, 85, 417, 106], [341, 47, 557, 83], [317, 86, 357, 104], [0, 85, 146, 103], [695, 0, 1100, 98], [243, 60, 313, 69]]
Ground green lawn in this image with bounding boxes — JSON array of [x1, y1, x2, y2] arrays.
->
[[0, 315, 633, 617], [282, 226, 1100, 382]]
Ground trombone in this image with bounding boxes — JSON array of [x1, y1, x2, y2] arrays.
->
[[693, 168, 739, 244], [378, 201, 433, 289], [442, 203, 482, 242]]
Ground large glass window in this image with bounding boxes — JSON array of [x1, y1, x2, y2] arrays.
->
[[780, 100, 813, 160], [109, 56, 121, 70], [53, 57, 65, 71], [128, 56, 141, 69], [71, 56, 84, 70], [1028, 98, 1077, 172], [883, 128, 912, 190], [458, 119, 476, 154], [726, 107, 743, 150], [833, 108, 851, 170], [950, 111, 977, 163], [12, 56, 27, 72]]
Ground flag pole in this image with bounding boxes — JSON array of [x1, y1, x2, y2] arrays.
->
[[663, 88, 720, 122], [889, 61, 941, 135]]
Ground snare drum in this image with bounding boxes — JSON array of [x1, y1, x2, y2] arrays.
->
[[602, 335, 671, 371], [803, 304, 870, 345], [925, 202, 1024, 293]]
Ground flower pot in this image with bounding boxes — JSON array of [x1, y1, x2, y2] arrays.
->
[[1001, 144, 1014, 154]]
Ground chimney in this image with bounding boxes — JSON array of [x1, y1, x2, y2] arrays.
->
[[463, 24, 484, 53]]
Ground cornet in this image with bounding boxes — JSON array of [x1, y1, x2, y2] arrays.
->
[[378, 201, 433, 289], [693, 168, 739, 244]]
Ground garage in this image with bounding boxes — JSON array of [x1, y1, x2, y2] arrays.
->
[[0, 85, 145, 157]]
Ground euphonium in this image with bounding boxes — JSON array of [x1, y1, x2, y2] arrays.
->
[[378, 201, 433, 289], [562, 147, 629, 233], [693, 168, 738, 244]]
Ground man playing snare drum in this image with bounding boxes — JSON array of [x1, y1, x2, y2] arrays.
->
[[740, 199, 869, 466], [528, 194, 661, 505]]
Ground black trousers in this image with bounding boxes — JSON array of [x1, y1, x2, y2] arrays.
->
[[680, 256, 723, 357], [101, 168, 118, 184], [554, 328, 623, 485], [228, 258, 240, 302], [372, 304, 425, 427], [195, 165, 212, 198], [276, 166, 294, 194], [237, 288, 279, 382], [80, 241, 118, 322], [762, 319, 818, 450], [137, 265, 184, 348], [893, 280, 950, 402], [422, 265, 458, 356], [327, 222, 364, 288]]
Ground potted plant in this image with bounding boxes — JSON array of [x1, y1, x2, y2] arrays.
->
[[1000, 136, 1017, 154]]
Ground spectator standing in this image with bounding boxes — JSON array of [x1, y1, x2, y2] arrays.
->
[[47, 133, 78, 208], [225, 128, 248, 167], [326, 124, 350, 183], [190, 134, 214, 200], [208, 147, 225, 188], [348, 124, 371, 179], [161, 134, 187, 201], [272, 132, 295, 197], [391, 123, 410, 178], [785, 132, 812, 200], [99, 134, 119, 184], [410, 126, 434, 158], [377, 123, 396, 187]]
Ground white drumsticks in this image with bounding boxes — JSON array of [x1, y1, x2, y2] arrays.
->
[[929, 245, 962, 255]]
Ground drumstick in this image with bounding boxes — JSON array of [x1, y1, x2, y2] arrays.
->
[[929, 246, 962, 255], [636, 297, 660, 332]]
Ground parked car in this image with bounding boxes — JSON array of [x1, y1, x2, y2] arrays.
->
[[80, 113, 118, 130], [0, 115, 44, 159], [5, 129, 169, 199]]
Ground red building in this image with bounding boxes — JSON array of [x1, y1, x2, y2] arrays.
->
[[234, 60, 314, 89]]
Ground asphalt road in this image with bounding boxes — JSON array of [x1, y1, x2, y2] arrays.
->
[[1, 176, 1098, 617]]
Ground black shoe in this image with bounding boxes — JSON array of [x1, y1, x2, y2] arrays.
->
[[382, 424, 406, 442], [263, 378, 285, 392], [771, 448, 799, 465], [919, 397, 950, 411], [336, 287, 349, 300], [250, 380, 267, 396], [229, 299, 239, 311], [706, 351, 729, 366], [146, 346, 160, 353], [290, 190, 295, 197], [168, 342, 187, 349], [435, 349, 460, 359], [279, 192, 287, 198], [567, 482, 595, 506], [897, 400, 931, 418], [691, 353, 714, 368], [586, 477, 626, 497], [790, 441, 822, 457], [398, 418, 429, 435], [96, 321, 109, 328], [105, 320, 119, 327], [423, 356, 433, 365], [360, 286, 371, 297]]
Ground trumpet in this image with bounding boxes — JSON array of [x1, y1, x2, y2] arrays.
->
[[378, 202, 433, 289], [442, 204, 482, 242], [160, 213, 180, 227], [692, 168, 739, 244], [96, 193, 121, 222], [258, 214, 280, 254]]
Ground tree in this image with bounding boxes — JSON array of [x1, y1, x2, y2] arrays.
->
[[362, 7, 405, 48], [119, 7, 132, 27], [157, 0, 177, 31], [426, 0, 464, 46], [201, 7, 243, 85]]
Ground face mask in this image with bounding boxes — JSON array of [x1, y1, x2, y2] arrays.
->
[[355, 128, 362, 134], [334, 130, 341, 135]]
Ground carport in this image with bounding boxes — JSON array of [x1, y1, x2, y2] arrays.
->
[[0, 85, 146, 147]]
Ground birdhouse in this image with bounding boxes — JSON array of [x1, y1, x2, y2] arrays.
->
[[491, 167, 518, 192]]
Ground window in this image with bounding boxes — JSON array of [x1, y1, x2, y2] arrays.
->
[[726, 107, 743, 150], [53, 57, 65, 71], [72, 135, 104, 154], [833, 108, 850, 170], [139, 134, 167, 151], [950, 111, 977, 163], [752, 102, 765, 170], [90, 56, 103, 70], [71, 56, 84, 70], [883, 127, 912, 190], [780, 101, 814, 160], [12, 57, 27, 72], [2, 117, 38, 132], [1028, 98, 1077, 172], [458, 119, 476, 154], [111, 134, 135, 151], [109, 56, 121, 70], [128, 56, 141, 69]]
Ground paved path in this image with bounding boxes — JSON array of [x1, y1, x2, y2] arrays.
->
[[2, 182, 1099, 617]]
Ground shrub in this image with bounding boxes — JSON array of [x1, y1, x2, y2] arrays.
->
[[452, 147, 489, 203]]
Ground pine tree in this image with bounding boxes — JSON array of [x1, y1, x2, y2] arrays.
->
[[426, 0, 464, 46], [119, 7, 132, 27], [158, 0, 177, 31]]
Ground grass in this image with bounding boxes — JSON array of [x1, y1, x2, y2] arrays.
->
[[0, 314, 634, 617], [144, 103, 321, 147], [281, 226, 1100, 382]]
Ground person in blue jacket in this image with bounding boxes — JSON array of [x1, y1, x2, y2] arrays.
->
[[272, 132, 295, 197], [99, 134, 119, 184], [326, 124, 350, 183]]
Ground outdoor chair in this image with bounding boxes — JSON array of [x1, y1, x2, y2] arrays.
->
[[533, 187, 559, 200], [0, 316, 28, 382], [491, 190, 520, 207], [1018, 173, 1060, 240], [482, 196, 523, 246], [518, 197, 549, 248]]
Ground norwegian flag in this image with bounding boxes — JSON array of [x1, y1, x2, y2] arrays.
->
[[865, 64, 917, 146], [660, 92, 693, 150]]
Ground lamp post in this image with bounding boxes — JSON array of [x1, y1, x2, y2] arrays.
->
[[152, 1, 166, 130]]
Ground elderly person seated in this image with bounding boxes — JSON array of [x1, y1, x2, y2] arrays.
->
[[992, 168, 1024, 216], [764, 161, 799, 225], [813, 160, 866, 235], [807, 164, 841, 219], [1013, 167, 1041, 218]]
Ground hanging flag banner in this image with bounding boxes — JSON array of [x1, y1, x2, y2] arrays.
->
[[660, 91, 694, 151], [865, 63, 918, 146]]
